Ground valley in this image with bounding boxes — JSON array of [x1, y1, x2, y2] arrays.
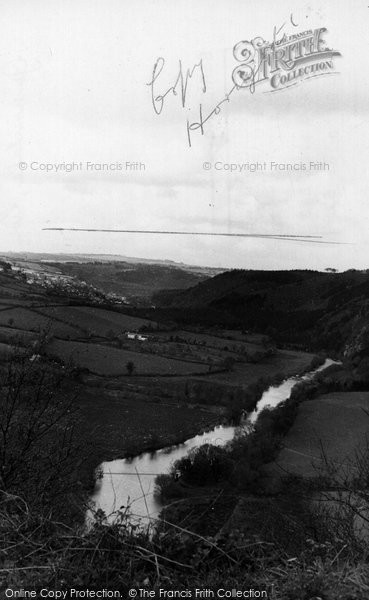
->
[[0, 256, 319, 481], [2, 254, 369, 597]]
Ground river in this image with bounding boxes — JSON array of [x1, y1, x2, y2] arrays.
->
[[89, 358, 336, 526]]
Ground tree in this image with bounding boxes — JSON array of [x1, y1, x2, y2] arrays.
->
[[126, 360, 135, 376], [0, 260, 11, 271], [0, 342, 81, 515]]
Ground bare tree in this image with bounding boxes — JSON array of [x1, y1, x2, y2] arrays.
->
[[0, 342, 81, 513]]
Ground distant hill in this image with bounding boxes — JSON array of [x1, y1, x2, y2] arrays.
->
[[153, 269, 369, 356], [47, 261, 213, 302], [0, 251, 225, 275], [0, 252, 226, 304], [4, 254, 369, 368]]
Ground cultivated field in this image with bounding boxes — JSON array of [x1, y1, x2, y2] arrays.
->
[[155, 330, 263, 354], [37, 306, 157, 338], [0, 307, 80, 338], [76, 388, 221, 475], [47, 339, 211, 376], [0, 325, 35, 344], [0, 299, 40, 306], [189, 349, 316, 387]]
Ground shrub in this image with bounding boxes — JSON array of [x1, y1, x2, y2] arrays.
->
[[0, 341, 86, 522], [172, 444, 234, 485], [126, 360, 135, 376]]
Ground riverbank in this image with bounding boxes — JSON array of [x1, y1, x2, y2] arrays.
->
[[76, 392, 225, 490], [155, 358, 336, 512], [263, 390, 369, 484], [88, 356, 329, 526], [77, 351, 323, 491], [3, 352, 368, 599]]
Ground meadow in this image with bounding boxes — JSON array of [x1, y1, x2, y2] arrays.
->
[[265, 391, 369, 480], [48, 339, 211, 376], [37, 305, 157, 337]]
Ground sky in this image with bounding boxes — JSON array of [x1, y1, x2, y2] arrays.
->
[[0, 0, 369, 270]]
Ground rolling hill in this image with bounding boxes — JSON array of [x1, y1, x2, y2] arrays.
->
[[153, 269, 369, 358]]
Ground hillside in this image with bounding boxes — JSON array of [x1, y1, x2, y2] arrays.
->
[[0, 263, 316, 461], [48, 261, 211, 302], [2, 262, 369, 598], [153, 269, 369, 357], [1, 251, 225, 304]]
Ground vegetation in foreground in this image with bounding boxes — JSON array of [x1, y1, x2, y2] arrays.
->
[[2, 486, 369, 598], [2, 263, 369, 597], [1, 345, 369, 599]]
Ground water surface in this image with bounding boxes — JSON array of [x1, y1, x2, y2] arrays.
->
[[90, 358, 336, 525]]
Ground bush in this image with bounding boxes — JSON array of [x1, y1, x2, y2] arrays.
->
[[172, 444, 234, 485], [126, 360, 135, 375], [0, 343, 85, 520], [154, 474, 185, 499]]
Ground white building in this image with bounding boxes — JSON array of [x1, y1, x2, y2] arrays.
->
[[126, 332, 148, 342]]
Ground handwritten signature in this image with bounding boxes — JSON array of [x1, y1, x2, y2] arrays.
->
[[185, 84, 240, 147], [147, 16, 299, 147], [147, 57, 206, 116], [147, 56, 242, 147]]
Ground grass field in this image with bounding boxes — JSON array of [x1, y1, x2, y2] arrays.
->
[[0, 325, 35, 344], [0, 303, 157, 341], [261, 391, 369, 544], [0, 299, 40, 306], [75, 388, 222, 479], [156, 330, 262, 354], [265, 391, 369, 480], [0, 341, 15, 358], [47, 339, 211, 376], [0, 307, 80, 338], [189, 349, 315, 387], [38, 306, 157, 337], [0, 274, 38, 297]]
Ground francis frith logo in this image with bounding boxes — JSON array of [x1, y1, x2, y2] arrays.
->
[[232, 27, 341, 91]]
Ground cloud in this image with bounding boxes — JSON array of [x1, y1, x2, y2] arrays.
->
[[0, 0, 367, 269]]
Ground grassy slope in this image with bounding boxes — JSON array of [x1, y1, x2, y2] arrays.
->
[[188, 349, 315, 387], [264, 391, 369, 480], [50, 261, 210, 300], [0, 306, 81, 338], [48, 339, 210, 376], [37, 305, 156, 336], [75, 388, 223, 480]]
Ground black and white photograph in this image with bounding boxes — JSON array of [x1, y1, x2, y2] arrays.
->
[[1, 1, 369, 598]]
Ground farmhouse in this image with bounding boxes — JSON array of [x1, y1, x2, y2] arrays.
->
[[126, 331, 148, 342]]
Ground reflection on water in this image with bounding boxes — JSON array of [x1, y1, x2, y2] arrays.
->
[[248, 358, 336, 423], [89, 425, 236, 526], [89, 358, 336, 525]]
